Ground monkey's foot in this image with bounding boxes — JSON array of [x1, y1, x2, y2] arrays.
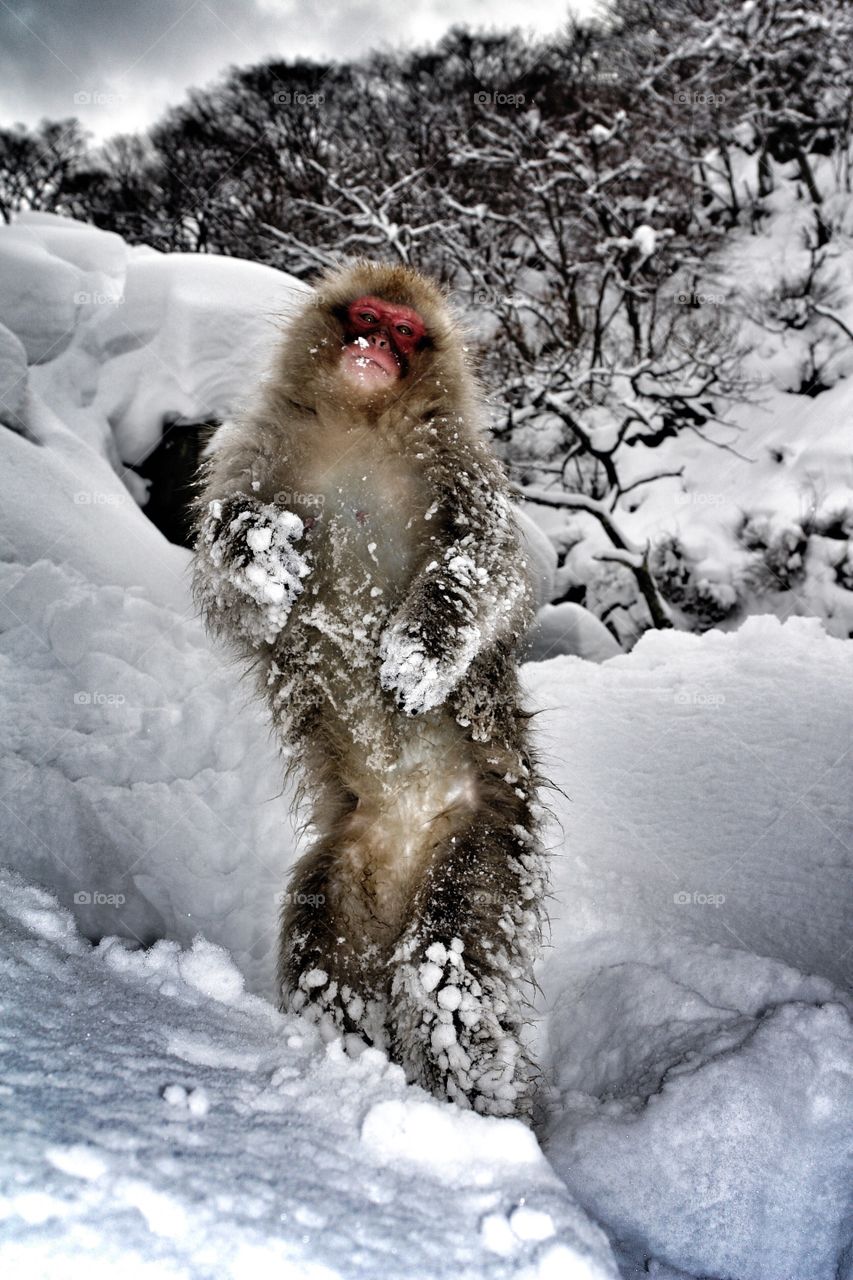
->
[[286, 967, 388, 1052], [390, 936, 533, 1120]]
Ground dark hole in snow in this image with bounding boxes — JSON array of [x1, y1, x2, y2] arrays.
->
[[130, 415, 218, 548]]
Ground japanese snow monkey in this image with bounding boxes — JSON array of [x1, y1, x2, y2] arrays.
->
[[193, 261, 546, 1119]]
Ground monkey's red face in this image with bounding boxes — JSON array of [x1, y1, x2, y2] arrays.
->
[[339, 295, 427, 390]]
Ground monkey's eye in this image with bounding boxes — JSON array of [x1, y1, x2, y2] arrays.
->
[[396, 324, 413, 336], [359, 312, 378, 325]]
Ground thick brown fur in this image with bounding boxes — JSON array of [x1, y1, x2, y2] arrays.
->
[[192, 260, 547, 1118]]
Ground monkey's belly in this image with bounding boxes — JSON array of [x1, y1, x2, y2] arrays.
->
[[292, 476, 478, 928], [337, 723, 480, 933]]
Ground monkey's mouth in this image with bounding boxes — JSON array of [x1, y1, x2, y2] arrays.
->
[[340, 339, 400, 387]]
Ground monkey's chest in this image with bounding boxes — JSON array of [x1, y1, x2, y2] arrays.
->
[[307, 461, 427, 603]]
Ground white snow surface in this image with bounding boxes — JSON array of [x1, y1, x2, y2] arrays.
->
[[0, 867, 614, 1280], [0, 321, 28, 428], [0, 211, 310, 464], [524, 603, 620, 663], [526, 621, 853, 1278], [1, 214, 852, 1279]]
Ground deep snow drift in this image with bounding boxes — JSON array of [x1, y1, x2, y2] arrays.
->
[[527, 620, 853, 1279], [2, 614, 850, 1280], [0, 214, 851, 1280]]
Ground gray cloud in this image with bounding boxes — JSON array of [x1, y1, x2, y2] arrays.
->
[[0, 0, 578, 139]]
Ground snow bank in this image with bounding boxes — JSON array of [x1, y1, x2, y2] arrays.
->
[[0, 227, 81, 364], [0, 867, 616, 1280], [0, 400, 292, 994], [525, 617, 853, 1279], [555, 1000, 852, 1280], [2, 520, 849, 1278], [0, 212, 310, 463], [526, 616, 852, 989], [0, 396, 189, 610], [515, 506, 557, 610], [0, 321, 28, 430], [0, 214, 311, 994], [524, 602, 620, 662], [90, 250, 309, 465]]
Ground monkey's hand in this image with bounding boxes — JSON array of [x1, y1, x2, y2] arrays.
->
[[378, 615, 480, 716], [380, 538, 522, 714], [194, 496, 311, 646]]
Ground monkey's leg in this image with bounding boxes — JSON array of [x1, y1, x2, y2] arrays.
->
[[278, 817, 392, 1052], [388, 801, 546, 1120]]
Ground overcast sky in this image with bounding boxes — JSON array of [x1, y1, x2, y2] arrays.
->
[[1, 0, 587, 140]]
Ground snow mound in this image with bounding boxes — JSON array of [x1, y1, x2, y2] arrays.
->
[[525, 616, 853, 1278], [0, 407, 292, 994], [0, 320, 28, 429], [0, 867, 617, 1280], [0, 228, 81, 364], [91, 250, 309, 464], [0, 395, 188, 609], [360, 1098, 541, 1175], [15, 210, 128, 276], [515, 506, 558, 609], [554, 999, 852, 1280], [524, 602, 621, 662], [0, 212, 310, 464], [527, 615, 852, 990]]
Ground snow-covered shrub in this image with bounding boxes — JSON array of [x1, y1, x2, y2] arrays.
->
[[650, 535, 739, 630], [738, 514, 809, 592], [835, 546, 853, 592]]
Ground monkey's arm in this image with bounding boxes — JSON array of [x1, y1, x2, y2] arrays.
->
[[379, 454, 532, 715], [193, 492, 311, 648]]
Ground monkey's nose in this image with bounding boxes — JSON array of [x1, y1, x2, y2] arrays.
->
[[368, 331, 390, 350]]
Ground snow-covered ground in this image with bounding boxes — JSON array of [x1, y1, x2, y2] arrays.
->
[[0, 214, 851, 1280], [528, 620, 853, 1278], [0, 868, 614, 1280]]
